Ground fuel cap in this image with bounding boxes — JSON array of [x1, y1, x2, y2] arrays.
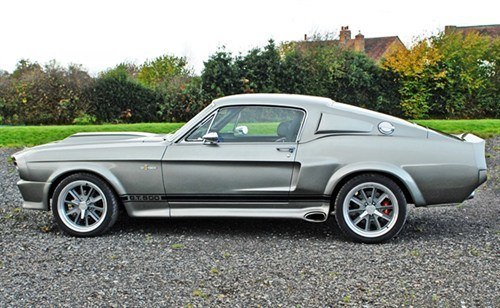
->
[[378, 121, 395, 135]]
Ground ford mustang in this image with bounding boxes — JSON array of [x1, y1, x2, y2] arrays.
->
[[11, 94, 487, 243]]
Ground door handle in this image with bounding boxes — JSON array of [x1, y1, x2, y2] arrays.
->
[[276, 147, 295, 153]]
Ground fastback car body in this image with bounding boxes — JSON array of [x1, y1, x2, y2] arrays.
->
[[12, 94, 487, 242]]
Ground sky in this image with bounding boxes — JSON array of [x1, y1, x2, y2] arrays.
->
[[1, 0, 498, 75]]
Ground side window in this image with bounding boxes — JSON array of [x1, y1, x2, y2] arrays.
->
[[210, 107, 241, 134], [185, 115, 214, 141], [209, 106, 304, 143]]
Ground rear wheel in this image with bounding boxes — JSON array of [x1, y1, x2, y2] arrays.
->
[[52, 173, 119, 237], [334, 174, 407, 243]]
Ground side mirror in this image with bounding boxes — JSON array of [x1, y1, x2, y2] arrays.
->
[[235, 125, 248, 135], [202, 132, 219, 144]]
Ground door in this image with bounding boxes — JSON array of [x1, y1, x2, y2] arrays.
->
[[162, 105, 305, 217]]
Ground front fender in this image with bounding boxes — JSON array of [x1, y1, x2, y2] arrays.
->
[[17, 162, 127, 211], [323, 162, 426, 206], [46, 162, 127, 203], [48, 163, 127, 194]]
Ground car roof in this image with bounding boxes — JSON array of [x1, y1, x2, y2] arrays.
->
[[212, 93, 334, 110]]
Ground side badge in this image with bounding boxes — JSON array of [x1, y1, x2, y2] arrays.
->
[[140, 164, 158, 171]]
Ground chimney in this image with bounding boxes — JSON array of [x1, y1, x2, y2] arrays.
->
[[339, 26, 351, 45], [354, 32, 365, 52]]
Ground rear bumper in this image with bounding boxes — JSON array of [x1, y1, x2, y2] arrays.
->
[[479, 169, 487, 185], [468, 169, 488, 200], [17, 180, 50, 211]]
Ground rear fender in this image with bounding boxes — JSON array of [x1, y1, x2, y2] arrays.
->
[[324, 162, 426, 206]]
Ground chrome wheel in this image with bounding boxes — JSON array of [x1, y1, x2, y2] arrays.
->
[[342, 182, 399, 238], [57, 180, 108, 233]]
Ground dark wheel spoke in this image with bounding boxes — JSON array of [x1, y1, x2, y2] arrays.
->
[[370, 187, 376, 202], [352, 211, 368, 225], [365, 216, 371, 231], [374, 217, 382, 230], [350, 197, 365, 208], [360, 189, 369, 203], [88, 210, 100, 222], [349, 208, 365, 213], [67, 207, 79, 216]]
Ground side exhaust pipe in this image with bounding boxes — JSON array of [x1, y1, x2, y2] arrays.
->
[[304, 211, 327, 223]]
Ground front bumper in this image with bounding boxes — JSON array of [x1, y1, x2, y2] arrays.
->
[[17, 180, 50, 211]]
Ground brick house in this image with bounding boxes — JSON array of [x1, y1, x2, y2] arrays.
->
[[301, 26, 407, 62]]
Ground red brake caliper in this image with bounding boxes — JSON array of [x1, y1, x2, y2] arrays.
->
[[382, 200, 391, 215]]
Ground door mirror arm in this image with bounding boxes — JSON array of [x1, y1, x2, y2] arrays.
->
[[202, 132, 219, 144]]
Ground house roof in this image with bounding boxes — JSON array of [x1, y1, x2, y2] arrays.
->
[[446, 24, 500, 37], [300, 36, 405, 61], [344, 36, 403, 61]]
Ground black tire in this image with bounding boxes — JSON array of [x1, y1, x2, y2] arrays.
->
[[334, 173, 407, 244], [52, 173, 119, 237]]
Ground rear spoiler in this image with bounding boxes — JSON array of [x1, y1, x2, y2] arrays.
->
[[453, 133, 468, 141], [452, 132, 484, 143]]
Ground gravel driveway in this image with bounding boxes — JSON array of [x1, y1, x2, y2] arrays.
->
[[0, 139, 498, 307]]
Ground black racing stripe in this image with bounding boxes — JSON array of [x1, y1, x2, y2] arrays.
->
[[121, 194, 168, 202], [166, 194, 289, 202], [290, 195, 331, 202], [120, 194, 330, 203]]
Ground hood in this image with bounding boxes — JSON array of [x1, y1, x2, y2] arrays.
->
[[12, 132, 168, 158], [33, 132, 166, 149], [61, 132, 163, 144]]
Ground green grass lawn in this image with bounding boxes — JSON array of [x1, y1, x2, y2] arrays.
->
[[414, 119, 499, 139], [0, 123, 184, 148], [0, 119, 498, 148]]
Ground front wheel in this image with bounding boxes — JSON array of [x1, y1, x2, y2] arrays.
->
[[334, 174, 407, 243], [52, 173, 119, 237]]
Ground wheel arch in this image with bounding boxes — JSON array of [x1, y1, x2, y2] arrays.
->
[[325, 163, 426, 209], [46, 166, 126, 210]]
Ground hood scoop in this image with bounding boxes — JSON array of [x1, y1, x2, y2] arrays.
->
[[61, 132, 159, 144]]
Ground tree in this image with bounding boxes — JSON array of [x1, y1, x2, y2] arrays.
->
[[201, 48, 241, 100], [279, 40, 400, 115], [101, 62, 140, 80], [158, 76, 207, 122], [0, 70, 12, 124], [0, 60, 93, 125], [383, 32, 499, 118], [87, 72, 162, 123], [236, 40, 281, 93], [137, 54, 191, 88]]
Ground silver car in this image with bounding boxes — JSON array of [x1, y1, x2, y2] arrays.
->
[[11, 94, 487, 243]]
